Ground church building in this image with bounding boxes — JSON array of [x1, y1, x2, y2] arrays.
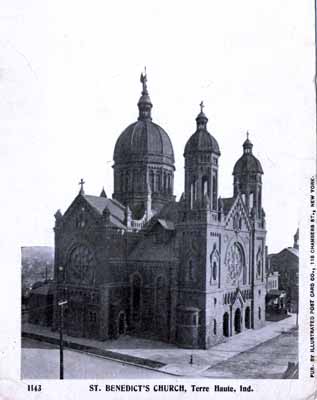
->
[[52, 72, 267, 349]]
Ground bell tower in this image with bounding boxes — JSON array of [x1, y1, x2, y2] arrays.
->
[[233, 133, 263, 219], [184, 103, 221, 214]]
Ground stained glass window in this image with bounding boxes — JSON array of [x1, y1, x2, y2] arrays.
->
[[67, 245, 94, 285]]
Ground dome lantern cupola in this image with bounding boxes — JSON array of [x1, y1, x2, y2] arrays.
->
[[242, 132, 253, 154], [196, 101, 208, 130]]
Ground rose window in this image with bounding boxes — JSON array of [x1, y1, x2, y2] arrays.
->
[[67, 245, 94, 285]]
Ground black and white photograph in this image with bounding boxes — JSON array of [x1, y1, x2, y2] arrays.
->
[[0, 0, 316, 399]]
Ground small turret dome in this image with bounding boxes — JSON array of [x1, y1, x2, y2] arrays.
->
[[233, 134, 263, 175], [184, 102, 220, 156]]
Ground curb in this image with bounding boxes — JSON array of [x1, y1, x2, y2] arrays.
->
[[22, 331, 185, 376]]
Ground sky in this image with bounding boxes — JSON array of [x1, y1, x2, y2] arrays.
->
[[0, 0, 315, 258]]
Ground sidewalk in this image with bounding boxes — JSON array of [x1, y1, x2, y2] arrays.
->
[[22, 314, 296, 377]]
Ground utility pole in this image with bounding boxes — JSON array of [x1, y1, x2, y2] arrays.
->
[[58, 299, 67, 379]]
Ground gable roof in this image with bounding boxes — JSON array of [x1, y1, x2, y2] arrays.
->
[[269, 247, 299, 259], [285, 247, 299, 257], [61, 193, 126, 230], [84, 195, 125, 221], [223, 194, 251, 231]]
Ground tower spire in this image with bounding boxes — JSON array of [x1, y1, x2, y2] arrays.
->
[[138, 67, 152, 120]]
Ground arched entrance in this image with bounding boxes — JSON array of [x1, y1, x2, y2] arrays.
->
[[245, 307, 250, 329], [234, 308, 242, 334], [118, 312, 126, 335], [223, 312, 229, 337]]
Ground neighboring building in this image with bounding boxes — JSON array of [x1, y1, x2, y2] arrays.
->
[[28, 281, 54, 326], [268, 229, 299, 312], [52, 73, 267, 349], [265, 271, 287, 316]]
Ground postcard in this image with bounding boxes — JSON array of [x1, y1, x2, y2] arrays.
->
[[0, 1, 316, 399]]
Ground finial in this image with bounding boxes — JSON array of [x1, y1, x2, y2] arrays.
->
[[246, 131, 249, 140], [140, 67, 148, 95], [200, 101, 204, 113], [100, 187, 107, 198], [79, 178, 85, 195], [138, 67, 152, 120]]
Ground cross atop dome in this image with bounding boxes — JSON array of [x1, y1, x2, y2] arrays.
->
[[79, 178, 85, 195]]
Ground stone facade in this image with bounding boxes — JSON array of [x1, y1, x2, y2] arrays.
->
[[52, 74, 267, 349]]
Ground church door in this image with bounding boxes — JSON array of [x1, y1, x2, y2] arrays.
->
[[234, 308, 241, 334], [223, 312, 229, 337]]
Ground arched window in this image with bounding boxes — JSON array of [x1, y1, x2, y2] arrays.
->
[[249, 192, 254, 210], [223, 312, 229, 337], [258, 306, 261, 320], [210, 247, 220, 285], [256, 247, 262, 279], [190, 183, 194, 209], [188, 259, 195, 281], [163, 172, 167, 193], [150, 170, 155, 192], [167, 174, 171, 193], [212, 172, 218, 210], [212, 262, 217, 280], [120, 172, 124, 192], [132, 169, 138, 192], [213, 319, 217, 335], [202, 176, 209, 198], [156, 172, 161, 192], [125, 171, 129, 192]]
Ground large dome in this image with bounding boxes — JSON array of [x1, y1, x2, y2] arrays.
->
[[184, 110, 220, 156], [114, 120, 175, 166], [233, 137, 263, 175]]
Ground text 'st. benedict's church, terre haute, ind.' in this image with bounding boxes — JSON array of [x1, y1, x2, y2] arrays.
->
[[52, 72, 267, 349]]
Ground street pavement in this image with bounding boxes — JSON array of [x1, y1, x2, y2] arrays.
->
[[21, 338, 169, 379], [22, 314, 297, 379]]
